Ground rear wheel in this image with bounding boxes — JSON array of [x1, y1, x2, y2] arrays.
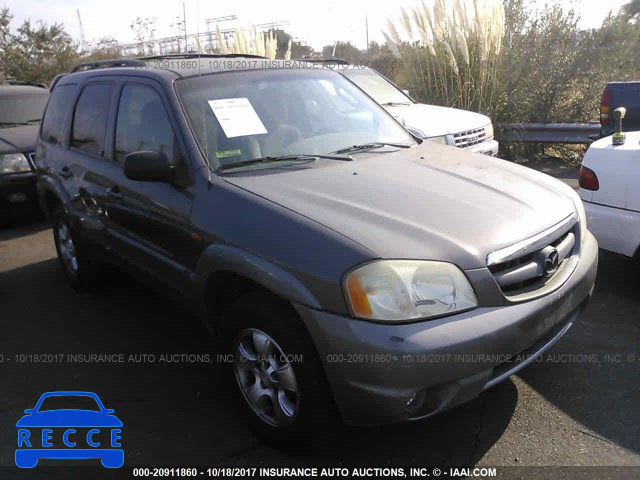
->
[[220, 291, 337, 443], [52, 206, 101, 290]]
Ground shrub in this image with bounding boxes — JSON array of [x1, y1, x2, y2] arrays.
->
[[383, 0, 640, 125], [383, 0, 505, 115]]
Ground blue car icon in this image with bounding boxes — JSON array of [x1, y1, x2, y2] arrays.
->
[[16, 391, 123, 468]]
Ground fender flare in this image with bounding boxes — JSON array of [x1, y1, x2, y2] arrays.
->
[[194, 243, 323, 312], [36, 175, 72, 216]]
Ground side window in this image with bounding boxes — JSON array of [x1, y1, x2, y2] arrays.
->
[[70, 83, 113, 156], [40, 84, 76, 145], [114, 84, 178, 164]]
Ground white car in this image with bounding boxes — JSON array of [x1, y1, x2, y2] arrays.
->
[[579, 131, 640, 258], [339, 66, 499, 156]]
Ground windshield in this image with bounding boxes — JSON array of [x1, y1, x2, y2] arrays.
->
[[341, 69, 413, 106], [176, 69, 415, 170], [0, 92, 49, 126], [37, 395, 102, 412]]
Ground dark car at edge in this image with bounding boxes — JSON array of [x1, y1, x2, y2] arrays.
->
[[0, 83, 49, 225]]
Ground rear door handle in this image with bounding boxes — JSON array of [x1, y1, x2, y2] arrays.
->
[[59, 166, 73, 179], [106, 186, 123, 200]]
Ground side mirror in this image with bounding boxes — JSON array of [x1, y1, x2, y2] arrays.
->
[[406, 126, 426, 139], [402, 89, 410, 97], [24, 409, 34, 414], [123, 151, 175, 183], [104, 409, 115, 414]]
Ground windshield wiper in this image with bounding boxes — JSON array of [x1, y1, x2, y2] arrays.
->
[[381, 101, 412, 107], [218, 153, 352, 171], [332, 142, 412, 155]]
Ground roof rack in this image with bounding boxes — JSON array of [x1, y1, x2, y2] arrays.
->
[[299, 58, 351, 65], [71, 59, 146, 73], [4, 80, 48, 88], [139, 53, 269, 61]]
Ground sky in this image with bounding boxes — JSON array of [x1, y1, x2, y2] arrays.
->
[[2, 0, 631, 51]]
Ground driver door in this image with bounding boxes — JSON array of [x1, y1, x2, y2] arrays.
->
[[102, 80, 198, 294]]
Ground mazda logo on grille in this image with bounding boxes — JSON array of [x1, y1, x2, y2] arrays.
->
[[543, 248, 560, 277]]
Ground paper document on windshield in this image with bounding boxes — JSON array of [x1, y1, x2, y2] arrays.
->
[[208, 98, 268, 138]]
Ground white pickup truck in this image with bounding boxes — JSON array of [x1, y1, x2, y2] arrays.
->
[[579, 130, 640, 258]]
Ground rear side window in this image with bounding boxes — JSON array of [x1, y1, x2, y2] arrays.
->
[[40, 84, 76, 144], [114, 84, 178, 164], [71, 83, 113, 156]]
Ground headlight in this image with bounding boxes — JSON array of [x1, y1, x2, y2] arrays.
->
[[344, 260, 478, 322], [426, 135, 448, 145], [0, 153, 31, 174], [484, 123, 494, 139]]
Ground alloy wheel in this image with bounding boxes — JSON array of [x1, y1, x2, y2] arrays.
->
[[233, 328, 300, 427]]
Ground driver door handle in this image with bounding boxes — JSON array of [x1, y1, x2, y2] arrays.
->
[[106, 186, 123, 200], [59, 166, 73, 179]]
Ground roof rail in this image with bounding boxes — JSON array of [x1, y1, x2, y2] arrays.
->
[[49, 73, 66, 91], [139, 53, 269, 61], [71, 58, 146, 73], [5, 80, 48, 88], [299, 58, 351, 65]]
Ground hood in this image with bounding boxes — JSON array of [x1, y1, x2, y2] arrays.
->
[[0, 124, 39, 153], [16, 410, 123, 427], [385, 103, 491, 138], [224, 143, 575, 270]]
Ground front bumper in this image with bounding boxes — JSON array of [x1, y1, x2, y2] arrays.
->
[[0, 171, 39, 216], [296, 231, 598, 425], [583, 200, 640, 258], [465, 138, 499, 156]]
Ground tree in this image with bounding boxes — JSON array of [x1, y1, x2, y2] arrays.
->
[[0, 8, 77, 84], [131, 17, 156, 55], [79, 37, 123, 62], [321, 42, 365, 63], [623, 0, 640, 17], [267, 29, 313, 59]]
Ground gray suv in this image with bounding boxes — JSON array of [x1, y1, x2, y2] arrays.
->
[[35, 55, 598, 441]]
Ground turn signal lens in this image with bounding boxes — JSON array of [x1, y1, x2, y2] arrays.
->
[[579, 166, 599, 191]]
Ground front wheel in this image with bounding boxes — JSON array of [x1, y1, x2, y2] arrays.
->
[[221, 292, 337, 443], [234, 327, 300, 428], [52, 206, 101, 291]]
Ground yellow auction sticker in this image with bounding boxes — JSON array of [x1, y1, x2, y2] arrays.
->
[[216, 150, 242, 158]]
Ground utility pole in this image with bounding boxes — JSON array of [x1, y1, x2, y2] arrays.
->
[[183, 2, 188, 53], [76, 9, 88, 51], [365, 9, 369, 53]]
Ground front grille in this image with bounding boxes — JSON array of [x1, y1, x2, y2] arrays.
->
[[487, 215, 579, 297], [453, 127, 487, 148]]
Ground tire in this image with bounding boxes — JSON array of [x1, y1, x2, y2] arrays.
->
[[51, 206, 102, 291], [220, 291, 338, 444]]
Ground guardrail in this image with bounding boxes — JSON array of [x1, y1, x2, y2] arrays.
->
[[497, 123, 601, 144]]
